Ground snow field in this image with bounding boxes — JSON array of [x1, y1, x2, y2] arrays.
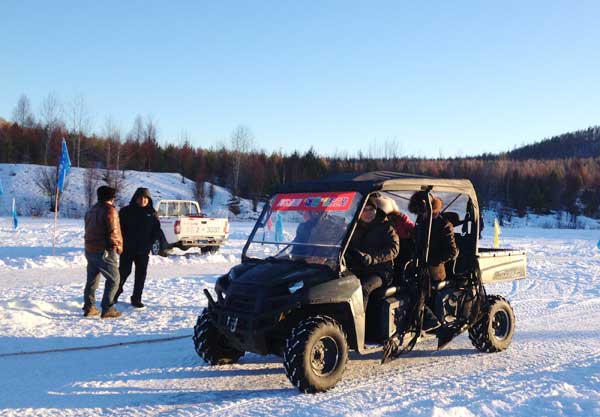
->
[[0, 218, 599, 416]]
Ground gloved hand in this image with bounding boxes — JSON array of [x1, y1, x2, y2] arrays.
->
[[361, 252, 373, 267], [351, 249, 372, 267]]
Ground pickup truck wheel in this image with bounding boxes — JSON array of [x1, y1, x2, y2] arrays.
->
[[201, 246, 219, 254], [283, 315, 348, 393], [193, 309, 244, 365], [468, 295, 515, 353], [151, 239, 170, 257]]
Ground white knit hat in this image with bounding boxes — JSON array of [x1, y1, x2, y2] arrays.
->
[[376, 196, 399, 215]]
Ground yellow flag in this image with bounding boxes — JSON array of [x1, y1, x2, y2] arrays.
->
[[493, 218, 501, 248]]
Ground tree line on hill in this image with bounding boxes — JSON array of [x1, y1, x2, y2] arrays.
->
[[1, 93, 599, 221]]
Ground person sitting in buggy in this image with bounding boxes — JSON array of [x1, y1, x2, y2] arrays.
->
[[345, 196, 400, 312], [376, 196, 416, 275], [408, 191, 459, 331], [292, 210, 346, 261], [409, 191, 458, 282]]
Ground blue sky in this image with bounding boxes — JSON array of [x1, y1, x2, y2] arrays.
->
[[2, 1, 599, 157]]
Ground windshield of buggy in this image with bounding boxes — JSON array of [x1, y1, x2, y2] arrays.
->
[[244, 192, 362, 267]]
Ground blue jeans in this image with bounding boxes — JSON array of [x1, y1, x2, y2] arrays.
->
[[84, 250, 121, 311]]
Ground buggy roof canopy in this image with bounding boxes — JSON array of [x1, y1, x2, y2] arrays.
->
[[275, 171, 478, 209]]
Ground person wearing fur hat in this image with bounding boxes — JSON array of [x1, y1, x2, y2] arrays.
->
[[114, 187, 161, 308], [408, 191, 458, 281], [346, 196, 400, 311], [83, 186, 123, 318]]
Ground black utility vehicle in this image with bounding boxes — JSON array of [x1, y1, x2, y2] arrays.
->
[[193, 172, 526, 393]]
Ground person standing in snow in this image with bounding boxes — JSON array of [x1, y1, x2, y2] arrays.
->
[[83, 185, 123, 318], [114, 187, 161, 308]]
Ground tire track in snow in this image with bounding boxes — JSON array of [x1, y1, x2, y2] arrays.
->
[[171, 297, 600, 416]]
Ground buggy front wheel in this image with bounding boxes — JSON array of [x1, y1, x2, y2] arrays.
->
[[193, 309, 244, 365], [283, 315, 348, 393]]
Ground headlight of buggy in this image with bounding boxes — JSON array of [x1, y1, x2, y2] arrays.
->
[[215, 274, 230, 300], [288, 281, 304, 293]]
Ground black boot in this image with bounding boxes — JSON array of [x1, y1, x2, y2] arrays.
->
[[437, 321, 467, 350], [422, 306, 441, 333], [130, 296, 145, 308]]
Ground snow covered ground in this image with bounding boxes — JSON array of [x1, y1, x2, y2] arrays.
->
[[1, 217, 599, 416]]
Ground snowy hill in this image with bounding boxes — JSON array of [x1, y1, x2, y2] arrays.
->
[[0, 163, 260, 220]]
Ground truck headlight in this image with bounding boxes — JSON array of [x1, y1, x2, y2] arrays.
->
[[288, 281, 304, 293]]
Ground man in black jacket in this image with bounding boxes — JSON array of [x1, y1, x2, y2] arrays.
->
[[346, 197, 400, 311], [114, 187, 161, 308]]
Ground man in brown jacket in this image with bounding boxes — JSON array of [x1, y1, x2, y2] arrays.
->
[[409, 191, 458, 281], [408, 191, 459, 334], [83, 186, 124, 318]]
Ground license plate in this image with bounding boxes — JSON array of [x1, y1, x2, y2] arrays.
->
[[226, 315, 238, 332]]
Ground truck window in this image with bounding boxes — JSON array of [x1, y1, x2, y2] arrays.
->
[[158, 202, 167, 216], [167, 202, 179, 216], [188, 202, 199, 215]]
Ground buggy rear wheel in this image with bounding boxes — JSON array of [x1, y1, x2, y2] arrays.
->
[[468, 295, 515, 352]]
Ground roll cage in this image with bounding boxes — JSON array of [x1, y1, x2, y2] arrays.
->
[[242, 171, 481, 274]]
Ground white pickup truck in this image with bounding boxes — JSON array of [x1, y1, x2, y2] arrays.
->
[[151, 200, 229, 256]]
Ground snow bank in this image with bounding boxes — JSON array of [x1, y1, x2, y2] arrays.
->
[[0, 163, 261, 220]]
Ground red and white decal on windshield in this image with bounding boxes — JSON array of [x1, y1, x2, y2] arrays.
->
[[272, 192, 357, 211]]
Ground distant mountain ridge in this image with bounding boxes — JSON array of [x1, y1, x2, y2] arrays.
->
[[506, 126, 600, 160]]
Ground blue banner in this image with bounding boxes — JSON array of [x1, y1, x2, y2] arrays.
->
[[57, 138, 71, 193]]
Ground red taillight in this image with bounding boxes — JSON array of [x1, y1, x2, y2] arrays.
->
[[224, 222, 229, 234], [174, 220, 181, 235]]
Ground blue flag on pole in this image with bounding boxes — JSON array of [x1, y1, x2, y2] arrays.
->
[[57, 138, 71, 193], [12, 197, 18, 230]]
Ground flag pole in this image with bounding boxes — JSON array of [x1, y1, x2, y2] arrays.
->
[[12, 197, 16, 231], [53, 189, 59, 256], [54, 138, 71, 256]]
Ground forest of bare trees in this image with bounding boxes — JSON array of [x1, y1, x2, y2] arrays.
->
[[1, 94, 599, 219]]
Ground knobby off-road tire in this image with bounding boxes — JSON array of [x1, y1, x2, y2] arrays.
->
[[283, 315, 349, 393], [468, 295, 515, 352], [193, 309, 244, 365]]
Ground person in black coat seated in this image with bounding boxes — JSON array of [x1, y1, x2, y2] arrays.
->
[[292, 210, 345, 260], [114, 187, 161, 308], [346, 197, 400, 312]]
